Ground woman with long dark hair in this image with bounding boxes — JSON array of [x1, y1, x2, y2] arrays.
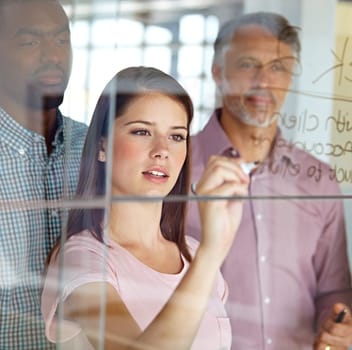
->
[[42, 66, 249, 350]]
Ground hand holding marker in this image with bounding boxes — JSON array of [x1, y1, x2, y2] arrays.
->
[[191, 148, 256, 195], [335, 308, 347, 323]]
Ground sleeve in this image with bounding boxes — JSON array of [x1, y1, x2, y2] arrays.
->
[[41, 236, 117, 344], [314, 181, 352, 329]]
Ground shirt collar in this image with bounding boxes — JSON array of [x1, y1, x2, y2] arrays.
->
[[199, 109, 233, 159], [0, 106, 65, 154], [53, 110, 64, 146]]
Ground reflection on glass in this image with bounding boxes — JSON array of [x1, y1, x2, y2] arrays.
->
[[178, 46, 204, 76], [180, 14, 205, 44], [71, 20, 90, 48], [116, 19, 144, 46], [145, 25, 172, 44], [145, 47, 172, 72], [91, 19, 119, 47]]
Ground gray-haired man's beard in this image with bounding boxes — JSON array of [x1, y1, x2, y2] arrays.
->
[[224, 98, 279, 128]]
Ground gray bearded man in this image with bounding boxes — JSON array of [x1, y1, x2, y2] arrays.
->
[[186, 12, 352, 350]]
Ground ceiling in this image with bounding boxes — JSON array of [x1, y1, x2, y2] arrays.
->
[[61, 0, 243, 23]]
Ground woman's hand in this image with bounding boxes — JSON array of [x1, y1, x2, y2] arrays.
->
[[194, 155, 249, 262]]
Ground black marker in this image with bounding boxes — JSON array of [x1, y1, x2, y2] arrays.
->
[[223, 147, 259, 175], [240, 162, 258, 175], [335, 308, 347, 323]]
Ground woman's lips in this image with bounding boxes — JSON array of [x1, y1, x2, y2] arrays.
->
[[142, 168, 170, 183]]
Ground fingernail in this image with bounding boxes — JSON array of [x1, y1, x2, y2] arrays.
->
[[191, 182, 197, 195]]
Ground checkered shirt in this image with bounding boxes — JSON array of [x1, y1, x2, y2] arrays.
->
[[0, 107, 88, 349]]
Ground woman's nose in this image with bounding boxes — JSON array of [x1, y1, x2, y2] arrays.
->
[[150, 138, 169, 159]]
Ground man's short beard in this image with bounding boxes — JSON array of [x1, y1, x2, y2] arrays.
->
[[224, 97, 279, 128], [238, 108, 279, 128], [41, 95, 64, 110], [26, 86, 65, 110]]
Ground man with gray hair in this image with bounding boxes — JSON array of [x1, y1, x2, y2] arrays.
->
[[187, 12, 352, 350]]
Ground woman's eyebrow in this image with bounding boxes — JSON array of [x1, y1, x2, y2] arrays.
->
[[123, 120, 153, 126], [123, 121, 187, 130], [171, 126, 188, 131]]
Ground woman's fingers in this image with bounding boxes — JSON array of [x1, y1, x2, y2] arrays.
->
[[196, 155, 250, 256], [195, 155, 249, 196]]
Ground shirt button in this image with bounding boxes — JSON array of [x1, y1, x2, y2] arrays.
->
[[256, 213, 262, 221], [18, 148, 25, 155], [264, 297, 271, 304], [260, 255, 267, 263], [266, 338, 272, 345], [51, 210, 58, 217]]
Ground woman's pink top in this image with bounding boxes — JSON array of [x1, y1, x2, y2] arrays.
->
[[41, 231, 231, 349]]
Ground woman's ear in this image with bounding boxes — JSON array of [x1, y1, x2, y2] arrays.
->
[[98, 138, 107, 162]]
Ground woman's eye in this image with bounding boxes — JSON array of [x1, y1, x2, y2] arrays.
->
[[131, 129, 151, 136], [171, 134, 186, 142]]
